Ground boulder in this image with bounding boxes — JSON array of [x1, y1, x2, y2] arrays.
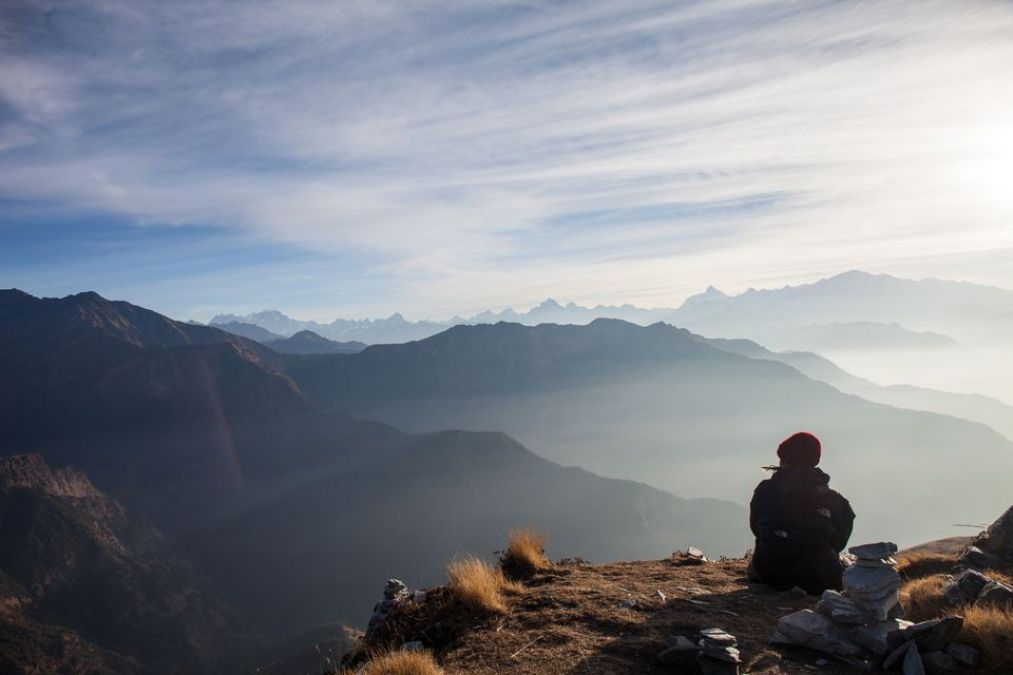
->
[[953, 569, 991, 602], [973, 503, 1013, 565], [773, 610, 865, 657], [940, 576, 965, 606], [383, 578, 409, 600], [884, 640, 915, 670], [657, 636, 700, 667], [768, 630, 791, 646], [687, 547, 708, 563], [921, 651, 960, 673], [976, 580, 1013, 609], [701, 644, 740, 663], [943, 643, 979, 668], [900, 617, 964, 652], [848, 618, 912, 656], [958, 546, 1003, 571], [697, 655, 739, 675], [816, 590, 869, 625]]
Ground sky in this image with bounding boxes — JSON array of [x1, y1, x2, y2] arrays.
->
[[1, 0, 1013, 321]]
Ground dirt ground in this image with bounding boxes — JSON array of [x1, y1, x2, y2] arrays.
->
[[361, 556, 868, 675]]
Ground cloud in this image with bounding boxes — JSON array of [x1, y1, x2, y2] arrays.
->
[[1, 0, 1013, 315]]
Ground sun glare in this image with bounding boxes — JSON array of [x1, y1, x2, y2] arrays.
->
[[967, 126, 1013, 209]]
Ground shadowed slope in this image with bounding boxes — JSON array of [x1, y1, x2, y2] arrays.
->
[[0, 455, 253, 674]]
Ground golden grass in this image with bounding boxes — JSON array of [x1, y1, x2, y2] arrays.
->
[[981, 569, 1013, 588], [901, 575, 956, 622], [500, 528, 550, 578], [899, 573, 1013, 671], [959, 606, 1013, 672], [895, 551, 955, 580], [448, 556, 520, 614], [360, 650, 444, 675]]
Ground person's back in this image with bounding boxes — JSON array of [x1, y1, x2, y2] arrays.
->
[[748, 432, 855, 595]]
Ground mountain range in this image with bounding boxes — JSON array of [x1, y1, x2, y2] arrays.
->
[[4, 283, 1012, 673], [209, 270, 1013, 404], [283, 319, 1013, 546], [0, 289, 746, 645], [209, 270, 1013, 350], [704, 338, 1013, 441]]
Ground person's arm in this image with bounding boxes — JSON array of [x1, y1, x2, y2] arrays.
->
[[829, 492, 856, 552], [750, 481, 780, 540]]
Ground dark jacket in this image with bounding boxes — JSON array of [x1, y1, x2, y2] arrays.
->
[[749, 467, 855, 594]]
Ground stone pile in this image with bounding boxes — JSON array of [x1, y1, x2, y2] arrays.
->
[[842, 542, 904, 621], [657, 627, 741, 675], [365, 579, 426, 640], [771, 542, 979, 672]]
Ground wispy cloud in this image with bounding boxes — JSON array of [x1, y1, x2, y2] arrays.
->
[[1, 0, 1012, 317]]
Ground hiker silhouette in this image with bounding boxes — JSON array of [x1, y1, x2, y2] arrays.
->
[[748, 432, 855, 595]]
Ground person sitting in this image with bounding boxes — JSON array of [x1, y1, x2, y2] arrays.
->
[[748, 431, 855, 595]]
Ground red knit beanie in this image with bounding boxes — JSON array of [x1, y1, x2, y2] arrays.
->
[[777, 431, 822, 467]]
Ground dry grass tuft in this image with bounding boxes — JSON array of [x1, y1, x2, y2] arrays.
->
[[959, 605, 1013, 672], [895, 551, 955, 580], [360, 650, 444, 675], [981, 568, 1013, 587], [899, 575, 1013, 671], [901, 575, 956, 622], [500, 528, 551, 578], [448, 556, 519, 614]]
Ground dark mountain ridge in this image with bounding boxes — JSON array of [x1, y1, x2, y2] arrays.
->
[[0, 289, 746, 638], [266, 330, 365, 354], [285, 319, 718, 399]]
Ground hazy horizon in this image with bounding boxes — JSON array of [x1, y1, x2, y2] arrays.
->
[[8, 267, 1013, 325]]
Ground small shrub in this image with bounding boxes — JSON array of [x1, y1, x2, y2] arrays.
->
[[500, 528, 550, 578], [901, 575, 955, 621], [361, 650, 444, 675], [448, 556, 514, 613], [959, 605, 1013, 672], [895, 552, 955, 580]]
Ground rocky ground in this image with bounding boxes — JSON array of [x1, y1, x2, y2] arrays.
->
[[350, 555, 867, 675], [328, 506, 1013, 675]]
